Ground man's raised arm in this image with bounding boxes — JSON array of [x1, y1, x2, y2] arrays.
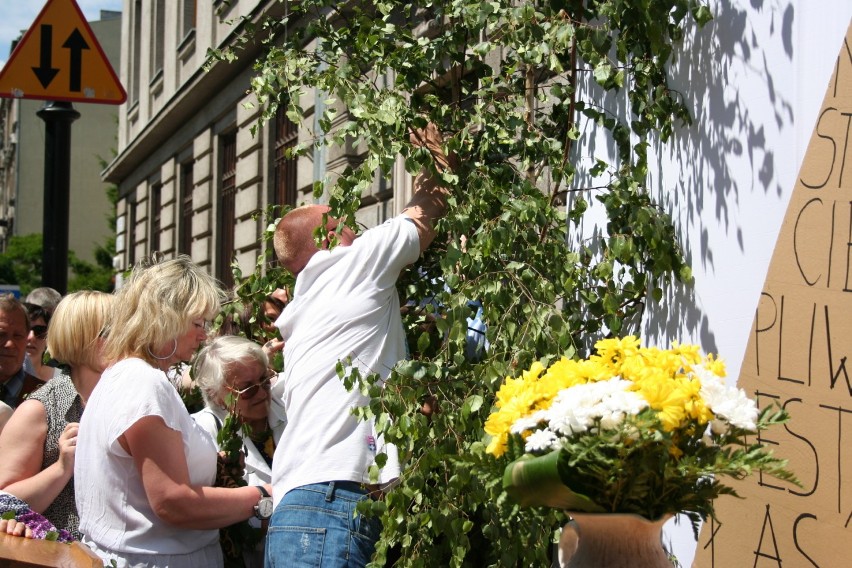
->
[[403, 123, 457, 252]]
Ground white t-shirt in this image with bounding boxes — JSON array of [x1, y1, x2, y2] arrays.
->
[[270, 214, 420, 503], [75, 357, 219, 559]]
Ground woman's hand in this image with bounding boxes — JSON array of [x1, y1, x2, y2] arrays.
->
[[0, 399, 70, 512], [263, 339, 285, 361], [56, 422, 79, 474], [215, 450, 246, 489], [0, 518, 33, 538]]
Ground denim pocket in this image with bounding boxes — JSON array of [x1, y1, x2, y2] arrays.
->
[[352, 512, 381, 542], [266, 526, 326, 567]]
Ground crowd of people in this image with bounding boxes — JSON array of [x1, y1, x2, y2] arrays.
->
[[0, 124, 453, 567]]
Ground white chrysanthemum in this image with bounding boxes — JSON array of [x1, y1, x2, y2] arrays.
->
[[524, 429, 561, 453], [517, 378, 647, 439], [699, 373, 758, 431], [510, 414, 545, 435], [598, 390, 648, 427]]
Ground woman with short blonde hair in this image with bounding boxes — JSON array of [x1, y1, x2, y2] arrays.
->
[[0, 290, 114, 538], [47, 291, 112, 371]]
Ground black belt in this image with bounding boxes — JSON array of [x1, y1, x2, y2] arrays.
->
[[320, 480, 384, 501]]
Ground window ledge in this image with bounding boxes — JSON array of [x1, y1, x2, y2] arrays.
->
[[149, 68, 164, 96], [178, 28, 196, 62]]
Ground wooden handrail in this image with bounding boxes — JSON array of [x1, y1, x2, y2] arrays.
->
[[0, 534, 102, 568]]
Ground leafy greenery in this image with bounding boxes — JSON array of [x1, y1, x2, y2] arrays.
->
[[216, 206, 293, 360], [0, 233, 114, 295], [0, 153, 116, 294], [210, 0, 714, 565], [0, 234, 42, 292], [216, 391, 264, 568]]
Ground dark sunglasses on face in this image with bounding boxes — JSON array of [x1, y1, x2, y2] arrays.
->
[[31, 325, 48, 340], [227, 370, 275, 400]]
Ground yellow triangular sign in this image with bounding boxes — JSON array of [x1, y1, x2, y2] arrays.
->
[[694, 19, 852, 568], [0, 0, 126, 104]]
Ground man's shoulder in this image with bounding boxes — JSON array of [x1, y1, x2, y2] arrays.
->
[[356, 214, 419, 250], [18, 371, 47, 405]]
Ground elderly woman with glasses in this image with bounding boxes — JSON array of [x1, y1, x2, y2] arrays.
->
[[191, 335, 284, 568]]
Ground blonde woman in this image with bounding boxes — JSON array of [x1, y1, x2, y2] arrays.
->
[[0, 291, 113, 539], [74, 256, 272, 568]]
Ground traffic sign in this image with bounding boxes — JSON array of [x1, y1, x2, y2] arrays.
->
[[0, 0, 126, 105]]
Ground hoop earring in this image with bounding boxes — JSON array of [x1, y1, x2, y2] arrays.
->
[[147, 339, 178, 361]]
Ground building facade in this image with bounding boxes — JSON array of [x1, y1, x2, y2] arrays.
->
[[0, 11, 122, 265], [104, 0, 412, 290]]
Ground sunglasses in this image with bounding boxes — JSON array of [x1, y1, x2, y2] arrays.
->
[[227, 370, 276, 400], [31, 325, 48, 340]]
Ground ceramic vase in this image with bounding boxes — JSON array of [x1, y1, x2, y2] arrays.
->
[[557, 512, 672, 568]]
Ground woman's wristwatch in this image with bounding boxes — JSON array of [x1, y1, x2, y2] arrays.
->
[[254, 486, 273, 520]]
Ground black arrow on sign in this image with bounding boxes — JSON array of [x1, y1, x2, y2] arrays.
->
[[62, 29, 89, 92], [32, 25, 59, 88]]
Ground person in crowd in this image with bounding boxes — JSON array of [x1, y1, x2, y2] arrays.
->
[[24, 287, 63, 317], [261, 289, 288, 336], [0, 291, 114, 539], [265, 123, 454, 567], [22, 302, 60, 382], [260, 289, 288, 365], [0, 295, 44, 409], [213, 290, 289, 360], [74, 256, 273, 568], [192, 335, 284, 568]]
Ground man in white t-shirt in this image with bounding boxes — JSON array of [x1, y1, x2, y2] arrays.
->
[[265, 124, 453, 568]]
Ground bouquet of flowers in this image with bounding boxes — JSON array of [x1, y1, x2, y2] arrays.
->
[[485, 336, 797, 534]]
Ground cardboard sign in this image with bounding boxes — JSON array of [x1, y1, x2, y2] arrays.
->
[[694, 21, 852, 568]]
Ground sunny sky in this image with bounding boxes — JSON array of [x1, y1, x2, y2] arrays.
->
[[0, 0, 124, 69]]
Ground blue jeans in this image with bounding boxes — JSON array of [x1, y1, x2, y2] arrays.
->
[[265, 482, 381, 568]]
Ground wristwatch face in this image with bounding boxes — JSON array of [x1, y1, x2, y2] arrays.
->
[[256, 497, 274, 519]]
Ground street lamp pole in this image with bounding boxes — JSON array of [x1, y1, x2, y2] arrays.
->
[[37, 100, 79, 294]]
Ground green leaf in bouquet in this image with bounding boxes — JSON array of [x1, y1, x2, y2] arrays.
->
[[503, 450, 605, 512]]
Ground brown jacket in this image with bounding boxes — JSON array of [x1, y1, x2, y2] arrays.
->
[[1, 371, 46, 408], [17, 372, 46, 405]]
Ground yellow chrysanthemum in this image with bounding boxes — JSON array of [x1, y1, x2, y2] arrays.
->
[[657, 404, 687, 431], [703, 353, 727, 377], [485, 433, 508, 457], [593, 336, 642, 366]]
